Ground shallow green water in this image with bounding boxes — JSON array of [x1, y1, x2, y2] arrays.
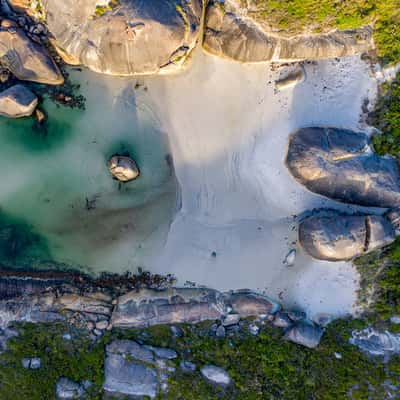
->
[[0, 70, 178, 274]]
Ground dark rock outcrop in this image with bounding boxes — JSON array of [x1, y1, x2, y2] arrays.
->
[[286, 127, 400, 207], [284, 321, 323, 349]]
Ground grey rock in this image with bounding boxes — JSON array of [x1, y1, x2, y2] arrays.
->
[[21, 358, 30, 369], [203, 1, 372, 63], [180, 360, 196, 372], [201, 365, 231, 386], [148, 346, 177, 360], [284, 321, 323, 349], [283, 249, 296, 267], [287, 310, 306, 322], [170, 325, 183, 337], [273, 312, 293, 328], [104, 340, 159, 399], [0, 19, 63, 84], [350, 328, 400, 356], [225, 290, 280, 318], [22, 357, 41, 369], [107, 340, 154, 363], [111, 288, 225, 328], [108, 155, 140, 182], [286, 127, 400, 207], [56, 378, 85, 399], [249, 323, 260, 336], [299, 213, 396, 261], [222, 313, 241, 326], [275, 66, 306, 90], [216, 325, 226, 338], [39, 0, 203, 76], [390, 316, 400, 324], [0, 85, 37, 118]]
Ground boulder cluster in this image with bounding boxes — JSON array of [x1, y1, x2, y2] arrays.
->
[[286, 127, 400, 261]]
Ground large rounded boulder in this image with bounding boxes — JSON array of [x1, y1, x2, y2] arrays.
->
[[37, 0, 203, 75], [286, 127, 400, 208]]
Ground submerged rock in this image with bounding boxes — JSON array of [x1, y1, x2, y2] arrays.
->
[[0, 19, 63, 85], [284, 321, 323, 349], [203, 1, 373, 63], [108, 155, 140, 182], [299, 212, 397, 261], [0, 85, 38, 118], [37, 0, 203, 76], [201, 365, 231, 386], [286, 127, 400, 207]]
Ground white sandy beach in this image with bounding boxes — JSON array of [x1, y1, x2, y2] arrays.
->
[[130, 50, 379, 321]]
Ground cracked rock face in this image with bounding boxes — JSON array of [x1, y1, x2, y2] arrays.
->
[[286, 127, 400, 207], [203, 0, 373, 63], [0, 84, 37, 118], [40, 0, 203, 75], [299, 213, 396, 261], [0, 19, 63, 84]]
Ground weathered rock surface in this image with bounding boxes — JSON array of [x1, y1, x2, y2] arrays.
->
[[56, 378, 85, 399], [108, 155, 140, 182], [203, 0, 373, 63], [299, 212, 397, 261], [200, 365, 231, 386], [0, 19, 63, 84], [103, 340, 178, 398], [350, 328, 400, 356], [284, 321, 323, 349], [286, 127, 400, 207], [225, 290, 280, 317], [0, 84, 37, 117], [110, 288, 225, 328], [35, 0, 203, 76], [22, 357, 41, 369]]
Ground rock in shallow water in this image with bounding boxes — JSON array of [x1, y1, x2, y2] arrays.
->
[[299, 212, 397, 261], [0, 84, 37, 118], [286, 127, 400, 207], [0, 19, 63, 85], [107, 155, 140, 182], [37, 0, 203, 76]]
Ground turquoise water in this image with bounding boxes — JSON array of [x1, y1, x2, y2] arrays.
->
[[0, 70, 178, 274]]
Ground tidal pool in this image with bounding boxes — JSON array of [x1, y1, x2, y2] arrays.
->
[[0, 70, 178, 274]]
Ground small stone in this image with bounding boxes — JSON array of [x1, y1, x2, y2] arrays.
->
[[93, 329, 102, 336], [62, 333, 72, 340], [108, 155, 140, 182], [283, 249, 296, 266], [249, 324, 260, 336], [334, 352, 342, 359], [30, 357, 41, 369], [284, 321, 323, 349], [56, 378, 84, 399], [180, 360, 196, 372], [390, 316, 400, 324], [216, 325, 226, 338], [201, 365, 231, 386], [272, 311, 292, 328], [222, 314, 241, 326], [170, 326, 183, 337], [86, 322, 94, 331], [150, 347, 177, 360], [21, 358, 30, 369], [95, 320, 108, 330], [287, 310, 306, 322], [35, 108, 46, 124]]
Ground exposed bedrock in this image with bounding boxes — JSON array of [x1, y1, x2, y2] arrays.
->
[[0, 19, 63, 84], [25, 0, 204, 76], [203, 0, 373, 63], [299, 209, 400, 261], [286, 127, 400, 208]]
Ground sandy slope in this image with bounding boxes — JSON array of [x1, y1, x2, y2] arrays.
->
[[128, 50, 379, 321]]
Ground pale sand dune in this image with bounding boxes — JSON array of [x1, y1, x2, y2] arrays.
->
[[125, 50, 379, 321]]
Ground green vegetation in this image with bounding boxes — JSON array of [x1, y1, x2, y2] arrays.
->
[[1, 319, 399, 399], [371, 74, 400, 157], [92, 0, 120, 18], [247, 0, 400, 64]]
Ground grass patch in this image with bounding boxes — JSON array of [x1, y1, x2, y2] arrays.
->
[[247, 0, 400, 64]]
